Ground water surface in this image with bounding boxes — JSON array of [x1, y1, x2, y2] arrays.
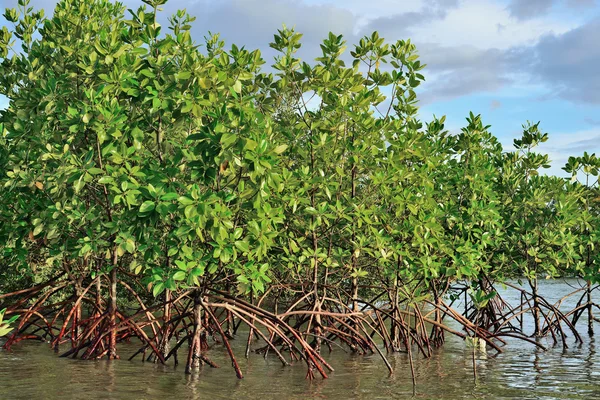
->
[[1, 280, 599, 399]]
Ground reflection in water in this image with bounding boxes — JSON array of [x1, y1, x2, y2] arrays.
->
[[584, 337, 595, 383], [184, 370, 200, 398], [1, 280, 600, 399], [104, 360, 116, 396], [533, 345, 543, 387]]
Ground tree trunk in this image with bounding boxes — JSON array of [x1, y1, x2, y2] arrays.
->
[[95, 265, 102, 317], [108, 264, 118, 359], [351, 276, 359, 313], [588, 280, 594, 336], [531, 278, 541, 337], [389, 272, 401, 352], [74, 278, 83, 342], [225, 281, 234, 338], [432, 284, 444, 346], [159, 290, 171, 359], [186, 292, 202, 374]]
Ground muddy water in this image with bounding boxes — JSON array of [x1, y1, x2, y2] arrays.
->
[[1, 280, 599, 399]]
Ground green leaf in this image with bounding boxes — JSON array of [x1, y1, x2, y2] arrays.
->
[[235, 240, 249, 253], [233, 80, 242, 93], [273, 144, 288, 154], [88, 168, 103, 175], [139, 201, 155, 213], [33, 224, 44, 236], [178, 196, 194, 206], [221, 133, 237, 147], [173, 271, 186, 281], [160, 193, 178, 201], [125, 239, 136, 253], [0, 326, 13, 337], [152, 282, 165, 297]]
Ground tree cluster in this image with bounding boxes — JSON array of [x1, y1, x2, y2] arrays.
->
[[1, 0, 599, 380]]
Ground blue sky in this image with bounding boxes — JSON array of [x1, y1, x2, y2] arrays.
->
[[2, 0, 599, 175]]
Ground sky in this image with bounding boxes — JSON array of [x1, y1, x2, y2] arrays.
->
[[1, 0, 599, 175]]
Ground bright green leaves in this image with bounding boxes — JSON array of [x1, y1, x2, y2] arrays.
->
[[173, 270, 186, 281], [232, 80, 242, 94], [559, 153, 600, 281], [494, 122, 587, 285], [513, 121, 549, 150], [0, 308, 19, 337], [234, 240, 249, 253], [160, 193, 178, 201], [564, 152, 600, 179], [139, 201, 155, 214], [431, 113, 504, 281], [118, 237, 136, 257], [1, 0, 595, 340], [469, 288, 497, 310], [236, 262, 271, 295], [178, 196, 194, 206], [175, 71, 191, 81], [273, 144, 288, 155], [220, 132, 237, 148], [152, 282, 165, 297], [32, 217, 44, 237]]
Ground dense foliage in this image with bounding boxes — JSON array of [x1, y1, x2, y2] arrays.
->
[[1, 0, 599, 381]]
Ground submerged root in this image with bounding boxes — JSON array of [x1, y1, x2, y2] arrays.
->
[[2, 273, 590, 384]]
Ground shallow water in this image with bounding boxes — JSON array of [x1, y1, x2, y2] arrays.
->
[[1, 280, 599, 399]]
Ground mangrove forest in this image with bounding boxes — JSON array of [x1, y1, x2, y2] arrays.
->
[[1, 0, 599, 392]]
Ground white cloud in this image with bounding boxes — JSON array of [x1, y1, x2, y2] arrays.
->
[[531, 17, 600, 104], [408, 0, 574, 49], [303, 0, 425, 19], [507, 0, 554, 21], [538, 129, 600, 176]]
